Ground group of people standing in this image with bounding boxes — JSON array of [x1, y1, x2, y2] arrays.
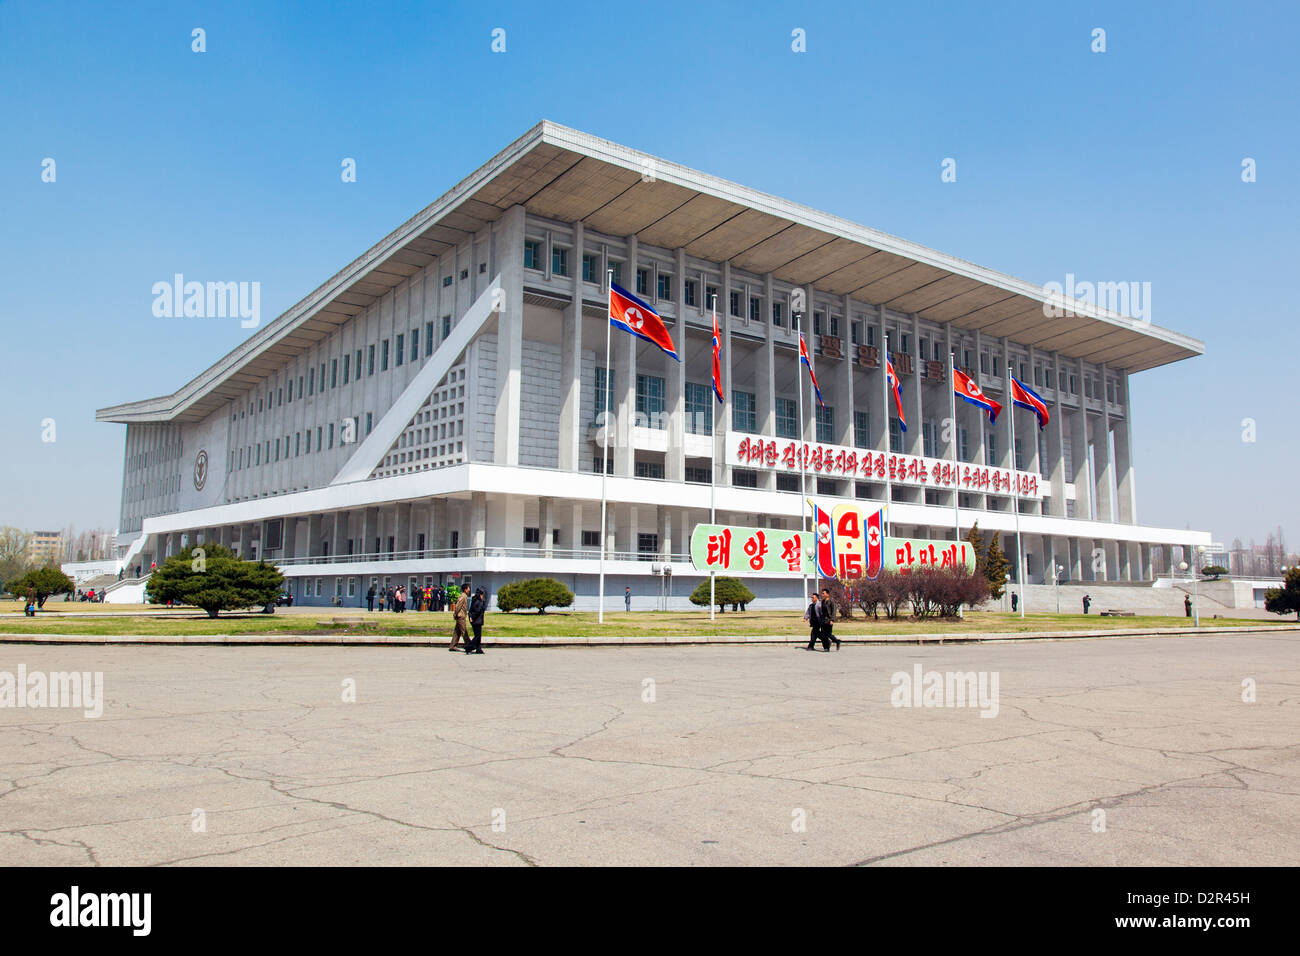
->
[[365, 582, 456, 613], [804, 588, 841, 652]]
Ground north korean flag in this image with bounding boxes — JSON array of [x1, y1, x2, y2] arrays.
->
[[864, 507, 885, 580], [711, 310, 724, 403], [953, 368, 1002, 424], [886, 357, 907, 431], [1010, 376, 1050, 430], [799, 334, 825, 407], [609, 283, 680, 362], [808, 499, 837, 579]]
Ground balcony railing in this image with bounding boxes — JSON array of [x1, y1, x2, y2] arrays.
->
[[271, 547, 693, 567]]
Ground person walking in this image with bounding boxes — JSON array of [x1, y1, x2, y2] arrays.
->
[[366, 584, 376, 612], [1011, 591, 1018, 613], [624, 586, 632, 612], [1184, 594, 1192, 618], [465, 587, 487, 654], [449, 588, 468, 651], [820, 588, 841, 651], [1082, 593, 1091, 615], [25, 587, 36, 617], [804, 591, 828, 651]]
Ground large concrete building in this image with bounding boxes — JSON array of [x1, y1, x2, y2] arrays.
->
[[98, 121, 1210, 607]]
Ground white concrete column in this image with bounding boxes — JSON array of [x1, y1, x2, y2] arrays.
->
[[614, 235, 638, 477], [493, 204, 526, 465], [540, 497, 554, 558], [558, 232, 583, 472], [757, 273, 776, 491], [906, 312, 923, 456], [667, 245, 687, 483], [1047, 351, 1067, 517]]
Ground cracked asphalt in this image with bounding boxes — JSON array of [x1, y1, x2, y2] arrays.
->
[[1, 631, 1296, 866]]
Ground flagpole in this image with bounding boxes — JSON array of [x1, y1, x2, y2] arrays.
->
[[598, 269, 612, 625], [795, 313, 808, 602], [1009, 367, 1025, 618], [882, 347, 892, 537], [951, 351, 961, 548], [709, 295, 717, 623]]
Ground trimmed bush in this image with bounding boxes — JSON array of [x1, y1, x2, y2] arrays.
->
[[146, 544, 283, 618], [496, 577, 574, 613], [689, 576, 755, 612]]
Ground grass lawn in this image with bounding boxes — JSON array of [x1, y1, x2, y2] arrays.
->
[[0, 601, 1284, 639]]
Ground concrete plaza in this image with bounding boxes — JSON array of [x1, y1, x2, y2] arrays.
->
[[1, 631, 1295, 866]]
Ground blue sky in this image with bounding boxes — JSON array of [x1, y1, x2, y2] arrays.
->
[[2, 0, 1296, 549]]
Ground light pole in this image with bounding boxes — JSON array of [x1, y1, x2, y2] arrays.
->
[[1004, 572, 1011, 613], [1055, 563, 1064, 614], [1179, 547, 1205, 628]]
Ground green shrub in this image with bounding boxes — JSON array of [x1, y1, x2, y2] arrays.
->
[[145, 544, 283, 618], [688, 576, 755, 612], [496, 577, 574, 613]]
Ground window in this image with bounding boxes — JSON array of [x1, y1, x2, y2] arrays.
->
[[732, 470, 758, 488], [368, 345, 375, 376], [635, 373, 665, 428], [552, 247, 569, 276], [636, 267, 649, 296], [980, 353, 990, 374], [305, 430, 311, 453], [442, 275, 453, 287], [395, 334, 404, 367], [410, 329, 418, 363], [732, 390, 756, 433], [524, 527, 540, 544], [685, 382, 711, 435], [425, 321, 434, 356], [706, 285, 719, 310], [986, 432, 998, 466], [297, 376, 303, 399], [889, 418, 903, 453], [777, 473, 801, 491], [366, 412, 373, 435], [729, 290, 742, 317], [442, 314, 451, 340], [960, 426, 970, 462], [582, 530, 601, 547], [331, 359, 337, 388], [320, 363, 326, 390], [295, 433, 300, 456], [1014, 437, 1024, 471], [354, 350, 362, 381], [851, 321, 861, 345], [592, 454, 613, 473], [922, 421, 936, 458], [684, 279, 698, 307], [609, 261, 623, 287], [381, 340, 389, 371], [524, 240, 542, 270], [634, 461, 665, 479], [657, 272, 671, 300], [582, 253, 598, 283], [776, 398, 799, 439], [316, 426, 322, 451], [594, 367, 614, 420], [637, 532, 659, 557], [814, 312, 823, 335], [749, 298, 761, 322], [308, 368, 314, 395], [772, 302, 783, 327], [274, 438, 280, 461], [830, 315, 840, 338], [816, 405, 834, 443], [854, 410, 869, 448], [328, 423, 334, 448]]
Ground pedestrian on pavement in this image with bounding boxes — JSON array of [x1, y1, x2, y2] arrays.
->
[[366, 584, 376, 612], [1011, 591, 1019, 613], [466, 587, 487, 654], [804, 591, 829, 651], [624, 586, 632, 612], [1082, 594, 1091, 615], [450, 588, 469, 651], [820, 588, 841, 651], [1184, 594, 1192, 618]]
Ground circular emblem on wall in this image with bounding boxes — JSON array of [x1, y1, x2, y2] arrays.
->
[[193, 449, 209, 491]]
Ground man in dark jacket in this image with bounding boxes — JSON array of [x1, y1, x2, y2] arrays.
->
[[1082, 594, 1091, 615], [366, 584, 376, 612], [804, 591, 828, 651], [820, 588, 841, 650], [465, 587, 487, 654]]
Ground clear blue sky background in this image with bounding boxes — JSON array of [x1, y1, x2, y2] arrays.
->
[[2, 1, 1296, 549]]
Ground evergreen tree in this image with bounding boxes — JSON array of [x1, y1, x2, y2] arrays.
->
[[984, 533, 1011, 600]]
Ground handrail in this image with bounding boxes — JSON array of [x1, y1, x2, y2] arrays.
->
[[270, 547, 692, 567]]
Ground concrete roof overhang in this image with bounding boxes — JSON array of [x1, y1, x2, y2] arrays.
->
[[98, 120, 1202, 424]]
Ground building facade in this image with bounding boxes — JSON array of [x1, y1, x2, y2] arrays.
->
[[98, 122, 1210, 607]]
